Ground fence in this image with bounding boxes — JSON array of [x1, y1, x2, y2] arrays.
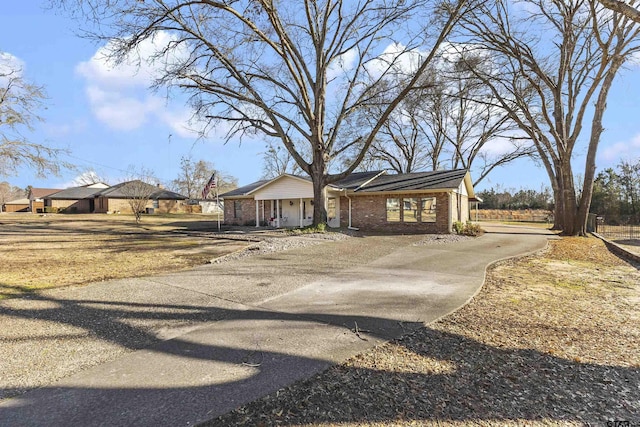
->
[[594, 218, 640, 241]]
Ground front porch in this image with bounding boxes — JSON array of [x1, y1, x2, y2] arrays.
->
[[252, 196, 340, 229], [222, 174, 341, 228]]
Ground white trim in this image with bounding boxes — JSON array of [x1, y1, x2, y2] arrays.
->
[[299, 198, 303, 228], [242, 174, 312, 197]]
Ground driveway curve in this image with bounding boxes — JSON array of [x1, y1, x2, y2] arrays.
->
[[0, 224, 554, 427]]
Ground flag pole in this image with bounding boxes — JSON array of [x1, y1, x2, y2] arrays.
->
[[216, 176, 220, 232]]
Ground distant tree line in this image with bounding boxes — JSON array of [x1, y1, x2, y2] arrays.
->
[[0, 181, 27, 205], [476, 186, 553, 211], [590, 159, 640, 224]]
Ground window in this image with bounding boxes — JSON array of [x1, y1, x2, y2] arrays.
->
[[420, 197, 437, 222], [386, 198, 400, 222], [327, 198, 336, 220], [403, 198, 418, 222], [234, 200, 242, 218]]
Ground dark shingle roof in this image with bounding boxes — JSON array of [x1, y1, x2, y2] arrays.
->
[[219, 180, 271, 198], [47, 187, 105, 200], [96, 181, 187, 200], [219, 169, 469, 198], [331, 171, 385, 190], [354, 169, 468, 192]]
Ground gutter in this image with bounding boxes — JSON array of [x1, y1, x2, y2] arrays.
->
[[342, 189, 359, 231], [448, 191, 453, 233]]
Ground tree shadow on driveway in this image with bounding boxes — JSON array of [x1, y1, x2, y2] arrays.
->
[[1, 289, 637, 427]]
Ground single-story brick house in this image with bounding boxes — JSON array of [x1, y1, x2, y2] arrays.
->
[[93, 181, 188, 214], [42, 181, 188, 214], [46, 182, 110, 213], [220, 169, 478, 233]]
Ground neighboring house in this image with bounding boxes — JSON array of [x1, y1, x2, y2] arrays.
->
[[2, 198, 30, 213], [46, 183, 110, 213], [92, 181, 188, 214], [40, 181, 189, 214], [219, 169, 478, 233], [28, 188, 62, 213]]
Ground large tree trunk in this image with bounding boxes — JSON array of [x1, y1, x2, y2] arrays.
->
[[310, 149, 328, 227], [551, 178, 564, 230], [561, 163, 578, 235], [311, 175, 328, 226], [574, 57, 624, 236]]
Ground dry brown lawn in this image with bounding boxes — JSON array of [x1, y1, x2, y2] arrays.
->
[[211, 236, 640, 426], [0, 214, 248, 299]]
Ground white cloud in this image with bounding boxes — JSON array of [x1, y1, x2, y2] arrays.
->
[[61, 170, 110, 188], [0, 51, 25, 86], [75, 31, 199, 136], [327, 48, 358, 81], [600, 133, 640, 164], [365, 42, 425, 78]]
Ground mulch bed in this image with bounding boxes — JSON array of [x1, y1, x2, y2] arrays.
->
[[207, 237, 640, 426]]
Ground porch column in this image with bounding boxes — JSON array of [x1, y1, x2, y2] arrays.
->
[[299, 198, 303, 228], [271, 199, 274, 225], [276, 199, 280, 228], [262, 200, 265, 224], [255, 200, 260, 228]]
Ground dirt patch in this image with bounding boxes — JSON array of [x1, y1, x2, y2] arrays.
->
[[210, 236, 640, 426], [0, 215, 248, 298]]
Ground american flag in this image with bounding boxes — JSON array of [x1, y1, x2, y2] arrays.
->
[[201, 173, 217, 199]]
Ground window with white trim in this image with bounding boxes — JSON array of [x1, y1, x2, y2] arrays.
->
[[386, 198, 400, 222], [420, 197, 437, 222]]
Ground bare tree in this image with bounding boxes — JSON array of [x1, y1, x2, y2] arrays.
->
[[0, 54, 68, 177], [598, 0, 640, 22], [458, 0, 640, 235], [438, 54, 534, 186], [362, 76, 438, 173], [172, 156, 237, 199], [53, 0, 476, 225], [0, 181, 27, 205], [352, 57, 531, 185], [119, 168, 159, 223], [261, 142, 305, 179], [72, 169, 108, 186]]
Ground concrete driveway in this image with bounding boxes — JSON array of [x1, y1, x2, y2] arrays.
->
[[0, 224, 553, 426]]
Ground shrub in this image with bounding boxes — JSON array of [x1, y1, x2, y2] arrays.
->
[[290, 223, 327, 234], [453, 221, 483, 236], [44, 207, 59, 214]]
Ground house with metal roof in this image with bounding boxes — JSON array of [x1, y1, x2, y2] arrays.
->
[[219, 169, 477, 233]]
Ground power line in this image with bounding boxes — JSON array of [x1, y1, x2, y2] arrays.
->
[[63, 153, 132, 174]]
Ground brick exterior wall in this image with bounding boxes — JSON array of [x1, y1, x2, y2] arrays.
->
[[227, 193, 457, 233], [157, 200, 185, 214], [51, 199, 92, 213], [224, 199, 275, 226], [340, 192, 451, 233]]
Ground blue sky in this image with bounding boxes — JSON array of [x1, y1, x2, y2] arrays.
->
[[2, 2, 640, 193]]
